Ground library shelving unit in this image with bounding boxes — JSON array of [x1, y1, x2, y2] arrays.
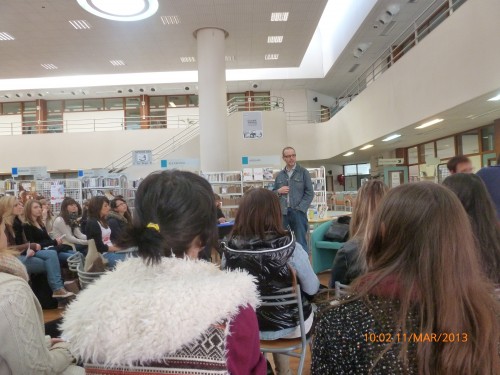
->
[[82, 175, 128, 201], [201, 171, 243, 220], [35, 179, 83, 214], [2, 179, 17, 197], [307, 166, 328, 214], [201, 166, 327, 220]]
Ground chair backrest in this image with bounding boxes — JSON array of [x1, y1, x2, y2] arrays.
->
[[335, 281, 350, 298], [67, 252, 84, 272], [77, 262, 105, 289], [260, 285, 307, 345]]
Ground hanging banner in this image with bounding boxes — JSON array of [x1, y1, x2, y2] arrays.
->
[[242, 112, 263, 139], [50, 184, 65, 205]]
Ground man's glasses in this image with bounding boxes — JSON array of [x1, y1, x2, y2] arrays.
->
[[283, 154, 296, 158]]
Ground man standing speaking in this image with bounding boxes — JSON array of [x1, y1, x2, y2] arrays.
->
[[274, 146, 314, 251]]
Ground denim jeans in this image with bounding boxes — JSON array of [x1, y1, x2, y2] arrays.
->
[[103, 252, 128, 268], [283, 208, 308, 252], [57, 249, 77, 266], [19, 249, 63, 292]]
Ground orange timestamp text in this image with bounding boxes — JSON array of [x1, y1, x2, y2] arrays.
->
[[364, 332, 468, 343]]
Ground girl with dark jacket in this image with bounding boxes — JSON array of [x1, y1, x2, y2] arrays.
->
[[107, 197, 132, 244], [223, 188, 319, 375]]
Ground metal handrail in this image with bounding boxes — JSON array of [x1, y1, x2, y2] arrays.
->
[[227, 96, 284, 115], [105, 120, 200, 173], [286, 108, 331, 124], [0, 115, 199, 136], [330, 0, 466, 117]]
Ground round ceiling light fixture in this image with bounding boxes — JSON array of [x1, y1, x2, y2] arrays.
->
[[77, 0, 159, 22]]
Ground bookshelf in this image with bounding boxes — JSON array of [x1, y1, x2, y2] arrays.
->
[[201, 171, 243, 220]]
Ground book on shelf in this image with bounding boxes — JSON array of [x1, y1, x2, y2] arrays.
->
[[253, 168, 264, 181], [243, 168, 253, 181]]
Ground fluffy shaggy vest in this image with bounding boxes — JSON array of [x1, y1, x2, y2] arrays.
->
[[61, 257, 260, 374]]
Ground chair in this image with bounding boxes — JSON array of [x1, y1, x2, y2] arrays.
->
[[335, 281, 350, 298], [77, 263, 106, 289], [67, 252, 84, 273], [260, 286, 308, 375], [311, 220, 343, 274]]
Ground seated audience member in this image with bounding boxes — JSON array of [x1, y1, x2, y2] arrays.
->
[[0, 215, 84, 375], [311, 183, 500, 375], [0, 196, 73, 299], [61, 171, 266, 375], [443, 173, 500, 285], [476, 154, 500, 221], [85, 196, 125, 268], [79, 200, 89, 235], [329, 180, 388, 287], [214, 193, 227, 223], [52, 197, 88, 254], [108, 197, 132, 243], [223, 188, 319, 375], [23, 200, 76, 265], [39, 198, 56, 237], [446, 155, 473, 174]]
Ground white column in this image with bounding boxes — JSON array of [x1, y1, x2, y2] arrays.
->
[[196, 28, 228, 171]]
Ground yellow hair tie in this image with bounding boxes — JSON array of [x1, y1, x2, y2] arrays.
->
[[147, 223, 160, 232]]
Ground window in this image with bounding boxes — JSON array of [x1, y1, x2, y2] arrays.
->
[[167, 95, 187, 107], [83, 99, 104, 111], [459, 131, 479, 155], [408, 146, 418, 164], [2, 102, 21, 115], [419, 142, 435, 163], [47, 100, 63, 113], [64, 100, 84, 112], [104, 98, 123, 110], [188, 95, 198, 107], [344, 165, 357, 176], [436, 137, 455, 159], [357, 163, 370, 175], [481, 125, 495, 152]]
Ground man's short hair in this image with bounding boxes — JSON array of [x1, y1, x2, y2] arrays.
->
[[282, 146, 295, 157], [447, 155, 471, 173]]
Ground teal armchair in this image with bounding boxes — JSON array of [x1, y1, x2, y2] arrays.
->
[[311, 220, 344, 274]]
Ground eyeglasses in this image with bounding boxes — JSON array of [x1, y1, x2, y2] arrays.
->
[[116, 202, 127, 208], [283, 154, 296, 158]]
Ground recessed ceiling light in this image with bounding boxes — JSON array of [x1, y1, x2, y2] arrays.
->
[[77, 0, 159, 22], [180, 56, 196, 63], [415, 118, 443, 129], [382, 134, 401, 141], [161, 15, 180, 25], [267, 35, 283, 43], [487, 94, 500, 101], [343, 151, 354, 156], [360, 144, 374, 150], [69, 20, 92, 29], [271, 12, 289, 21], [41, 63, 58, 70], [265, 54, 279, 60], [225, 56, 235, 61], [110, 60, 125, 66], [0, 32, 15, 41]]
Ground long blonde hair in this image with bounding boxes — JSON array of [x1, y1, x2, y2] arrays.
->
[[0, 196, 19, 236], [353, 182, 500, 374]]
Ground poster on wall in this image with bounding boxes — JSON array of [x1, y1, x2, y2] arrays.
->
[[242, 112, 263, 139]]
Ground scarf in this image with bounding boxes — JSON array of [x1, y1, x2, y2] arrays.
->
[[0, 252, 29, 282]]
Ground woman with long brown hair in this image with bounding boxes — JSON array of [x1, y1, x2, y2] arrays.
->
[[312, 182, 500, 374], [443, 173, 500, 285], [223, 188, 319, 375], [329, 180, 388, 286]]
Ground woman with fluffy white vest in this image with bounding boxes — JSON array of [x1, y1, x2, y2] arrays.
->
[[61, 170, 266, 375]]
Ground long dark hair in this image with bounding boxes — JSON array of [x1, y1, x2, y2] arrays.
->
[[231, 188, 287, 239], [110, 197, 132, 223], [351, 182, 500, 374], [87, 196, 110, 227], [443, 173, 500, 284], [59, 197, 79, 226], [118, 170, 218, 264]]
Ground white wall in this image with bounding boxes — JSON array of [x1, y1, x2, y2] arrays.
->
[[227, 111, 288, 170], [270, 89, 308, 113], [288, 0, 500, 160], [306, 89, 336, 122], [63, 110, 125, 132], [0, 115, 22, 135], [0, 128, 191, 173]]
